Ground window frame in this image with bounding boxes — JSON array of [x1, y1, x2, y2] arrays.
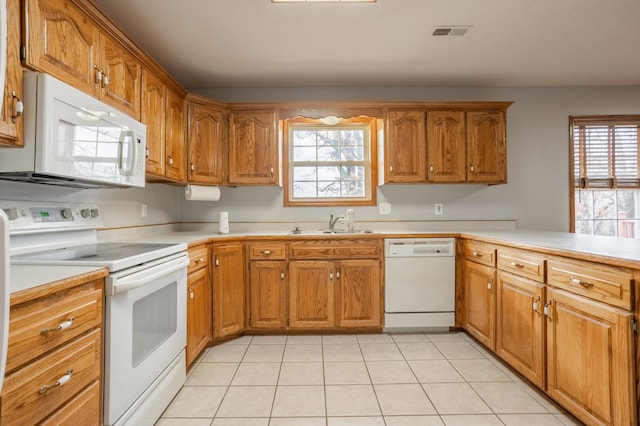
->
[[283, 116, 378, 207], [569, 115, 640, 234]]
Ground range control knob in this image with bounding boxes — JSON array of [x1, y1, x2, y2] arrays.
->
[[61, 208, 73, 219], [90, 208, 100, 218], [80, 208, 91, 218], [2, 207, 19, 221]]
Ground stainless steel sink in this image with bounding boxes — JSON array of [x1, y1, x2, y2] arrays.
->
[[289, 228, 377, 235]]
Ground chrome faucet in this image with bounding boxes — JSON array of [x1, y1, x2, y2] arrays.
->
[[329, 214, 344, 232]]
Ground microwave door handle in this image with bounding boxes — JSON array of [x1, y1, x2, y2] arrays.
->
[[118, 130, 136, 176], [107, 256, 189, 295]]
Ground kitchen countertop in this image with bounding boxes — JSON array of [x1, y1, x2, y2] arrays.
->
[[107, 227, 640, 268], [10, 264, 108, 295]]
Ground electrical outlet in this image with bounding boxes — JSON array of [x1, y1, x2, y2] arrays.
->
[[379, 202, 391, 215], [435, 203, 443, 215], [141, 203, 148, 218]]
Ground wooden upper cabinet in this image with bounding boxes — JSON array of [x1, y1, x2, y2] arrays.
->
[[24, 0, 99, 96], [187, 96, 226, 184], [99, 33, 141, 119], [141, 69, 167, 177], [467, 111, 506, 183], [0, 0, 23, 146], [228, 110, 278, 185], [384, 110, 426, 183], [164, 88, 187, 183], [24, 0, 142, 118], [427, 111, 466, 182]]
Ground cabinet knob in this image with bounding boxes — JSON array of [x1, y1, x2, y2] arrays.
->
[[195, 257, 204, 263], [190, 163, 195, 172], [389, 165, 393, 173], [472, 251, 483, 258], [429, 164, 434, 173], [510, 262, 524, 269], [189, 288, 194, 300], [470, 164, 475, 173], [94, 65, 102, 86], [215, 256, 219, 266], [487, 282, 492, 291], [103, 74, 110, 87], [281, 272, 285, 281], [329, 272, 334, 280], [336, 271, 340, 279], [262, 250, 271, 255], [168, 157, 173, 166], [145, 147, 150, 158]]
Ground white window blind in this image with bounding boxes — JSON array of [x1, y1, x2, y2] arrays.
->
[[572, 116, 640, 189]]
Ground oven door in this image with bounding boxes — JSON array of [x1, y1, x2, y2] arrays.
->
[[104, 253, 188, 425]]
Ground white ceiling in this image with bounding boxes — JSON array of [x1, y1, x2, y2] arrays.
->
[[91, 0, 640, 89]]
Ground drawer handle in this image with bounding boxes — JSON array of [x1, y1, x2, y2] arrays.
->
[[510, 262, 524, 269], [472, 252, 483, 258], [570, 277, 594, 288], [194, 257, 204, 264], [39, 370, 73, 394], [262, 250, 272, 255], [41, 317, 74, 335]]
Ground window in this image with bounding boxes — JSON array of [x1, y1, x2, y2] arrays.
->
[[570, 116, 640, 238], [283, 116, 377, 206]]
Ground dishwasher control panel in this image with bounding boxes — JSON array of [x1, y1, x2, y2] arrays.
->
[[385, 238, 455, 257]]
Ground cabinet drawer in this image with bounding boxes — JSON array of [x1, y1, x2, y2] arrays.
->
[[547, 256, 632, 310], [249, 242, 286, 260], [1, 329, 102, 426], [7, 281, 102, 373], [463, 240, 496, 267], [497, 247, 545, 282], [40, 380, 101, 426], [289, 239, 382, 260], [188, 245, 209, 272]]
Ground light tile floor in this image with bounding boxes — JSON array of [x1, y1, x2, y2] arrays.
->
[[157, 332, 584, 426]]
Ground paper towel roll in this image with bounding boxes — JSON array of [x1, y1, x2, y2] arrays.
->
[[185, 185, 221, 201], [219, 211, 229, 234]]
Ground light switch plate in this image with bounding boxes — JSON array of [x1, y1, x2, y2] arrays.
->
[[435, 203, 443, 215], [379, 202, 391, 215]]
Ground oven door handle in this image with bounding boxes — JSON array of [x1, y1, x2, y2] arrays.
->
[[108, 256, 190, 295]]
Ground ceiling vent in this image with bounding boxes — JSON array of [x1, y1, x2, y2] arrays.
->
[[432, 26, 472, 36]]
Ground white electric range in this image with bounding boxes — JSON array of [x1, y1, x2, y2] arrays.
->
[[2, 200, 189, 426]]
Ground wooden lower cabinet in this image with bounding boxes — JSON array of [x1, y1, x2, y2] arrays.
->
[[187, 266, 212, 366], [464, 259, 496, 349], [496, 271, 545, 388], [1, 272, 105, 426], [249, 260, 288, 329], [212, 242, 245, 340], [335, 259, 382, 328], [288, 260, 335, 329], [546, 288, 635, 426]]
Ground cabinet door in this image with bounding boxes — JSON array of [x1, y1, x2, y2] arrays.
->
[[546, 288, 634, 426], [228, 110, 278, 185], [496, 271, 545, 388], [141, 69, 167, 177], [427, 111, 466, 182], [186, 266, 212, 367], [335, 259, 381, 328], [212, 243, 245, 339], [0, 0, 23, 146], [249, 261, 287, 329], [288, 261, 334, 328], [385, 110, 426, 183], [466, 111, 506, 183], [164, 89, 187, 182], [24, 0, 100, 96], [99, 34, 141, 119], [464, 260, 496, 349], [188, 102, 225, 184]]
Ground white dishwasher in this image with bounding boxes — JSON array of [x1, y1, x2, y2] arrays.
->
[[384, 238, 456, 332]]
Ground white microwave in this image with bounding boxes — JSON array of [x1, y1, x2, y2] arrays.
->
[[0, 72, 147, 188]]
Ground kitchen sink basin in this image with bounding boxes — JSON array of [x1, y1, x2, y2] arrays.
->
[[288, 228, 377, 235]]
